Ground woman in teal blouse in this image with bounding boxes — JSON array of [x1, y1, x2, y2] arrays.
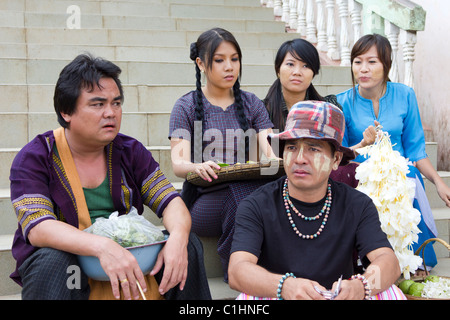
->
[[337, 34, 450, 273]]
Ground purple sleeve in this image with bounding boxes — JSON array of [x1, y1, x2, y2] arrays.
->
[[132, 140, 180, 218], [10, 137, 57, 239]]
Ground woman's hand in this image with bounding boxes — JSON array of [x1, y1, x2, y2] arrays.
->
[[360, 120, 381, 147], [193, 161, 221, 182], [436, 180, 450, 208]]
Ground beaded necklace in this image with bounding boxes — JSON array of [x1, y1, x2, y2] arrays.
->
[[282, 178, 332, 239]]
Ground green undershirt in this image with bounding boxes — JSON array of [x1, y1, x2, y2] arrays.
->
[[83, 175, 115, 224], [53, 145, 115, 223]]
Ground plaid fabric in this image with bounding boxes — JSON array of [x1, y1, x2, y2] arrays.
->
[[268, 100, 355, 165], [272, 100, 345, 143], [18, 248, 90, 300]]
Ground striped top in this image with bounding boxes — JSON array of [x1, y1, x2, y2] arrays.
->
[[169, 90, 273, 164]]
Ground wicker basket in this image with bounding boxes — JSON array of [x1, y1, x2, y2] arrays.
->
[[186, 160, 285, 187], [400, 238, 450, 300]]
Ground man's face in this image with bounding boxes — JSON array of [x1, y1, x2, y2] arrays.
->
[[61, 77, 122, 148], [283, 138, 342, 197]]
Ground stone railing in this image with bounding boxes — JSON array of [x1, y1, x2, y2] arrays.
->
[[261, 0, 426, 89]]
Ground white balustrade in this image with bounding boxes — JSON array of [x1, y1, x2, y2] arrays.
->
[[297, 0, 307, 36], [289, 0, 298, 30], [349, 0, 362, 45], [306, 0, 317, 43], [338, 0, 351, 66], [326, 0, 339, 60], [282, 0, 290, 22], [316, 0, 327, 52], [401, 30, 417, 89], [273, 0, 283, 16], [385, 21, 400, 83], [264, 0, 423, 89]]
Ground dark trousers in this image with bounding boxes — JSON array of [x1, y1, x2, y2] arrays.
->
[[18, 232, 211, 300]]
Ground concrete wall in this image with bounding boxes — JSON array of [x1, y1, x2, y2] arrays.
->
[[413, 0, 450, 171]]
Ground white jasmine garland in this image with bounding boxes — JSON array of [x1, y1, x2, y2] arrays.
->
[[355, 131, 422, 279], [422, 278, 450, 299]]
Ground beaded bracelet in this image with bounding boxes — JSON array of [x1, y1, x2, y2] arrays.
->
[[277, 272, 296, 300], [350, 274, 371, 300]]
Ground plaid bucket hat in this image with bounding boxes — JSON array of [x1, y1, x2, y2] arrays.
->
[[268, 100, 355, 166]]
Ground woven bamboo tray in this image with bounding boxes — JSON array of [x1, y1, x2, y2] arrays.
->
[[401, 238, 450, 300], [186, 160, 285, 187]]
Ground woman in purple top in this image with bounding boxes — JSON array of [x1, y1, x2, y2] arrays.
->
[[169, 28, 278, 281]]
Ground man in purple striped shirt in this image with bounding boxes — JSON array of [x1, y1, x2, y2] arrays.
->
[[9, 54, 210, 300]]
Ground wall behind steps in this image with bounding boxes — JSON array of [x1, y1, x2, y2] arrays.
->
[[413, 0, 450, 171]]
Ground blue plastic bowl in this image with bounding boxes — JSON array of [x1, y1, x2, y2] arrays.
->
[[77, 235, 168, 281]]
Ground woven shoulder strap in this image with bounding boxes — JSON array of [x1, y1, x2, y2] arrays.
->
[[53, 127, 92, 230]]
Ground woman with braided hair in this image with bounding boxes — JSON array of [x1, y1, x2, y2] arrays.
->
[[169, 28, 277, 281]]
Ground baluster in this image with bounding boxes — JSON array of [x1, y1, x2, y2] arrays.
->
[[297, 0, 307, 36], [274, 0, 283, 16], [306, 0, 317, 43], [349, 0, 362, 44], [282, 0, 290, 22], [325, 0, 339, 60], [289, 0, 298, 30], [316, 0, 328, 52], [385, 21, 400, 83], [401, 30, 417, 88], [337, 0, 351, 66]]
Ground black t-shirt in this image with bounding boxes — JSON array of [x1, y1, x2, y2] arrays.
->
[[231, 176, 392, 289]]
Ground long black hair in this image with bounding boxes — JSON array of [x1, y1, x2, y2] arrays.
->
[[189, 28, 249, 161], [264, 38, 324, 130]]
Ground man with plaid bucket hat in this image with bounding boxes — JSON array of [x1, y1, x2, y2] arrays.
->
[[228, 101, 405, 300]]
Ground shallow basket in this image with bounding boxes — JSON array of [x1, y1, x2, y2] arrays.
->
[[77, 235, 168, 281], [186, 160, 285, 187], [400, 238, 450, 300]]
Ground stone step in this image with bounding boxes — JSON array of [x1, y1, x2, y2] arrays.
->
[[0, 43, 279, 65], [0, 82, 350, 113], [1, 0, 263, 16], [1, 59, 306, 85], [0, 27, 300, 51], [0, 48, 352, 86], [0, 12, 283, 32]]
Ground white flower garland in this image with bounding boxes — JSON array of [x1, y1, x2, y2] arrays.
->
[[355, 131, 422, 279]]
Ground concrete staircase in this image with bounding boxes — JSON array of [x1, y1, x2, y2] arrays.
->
[[1, 0, 449, 299]]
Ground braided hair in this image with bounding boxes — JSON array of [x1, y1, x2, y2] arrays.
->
[[190, 28, 249, 162]]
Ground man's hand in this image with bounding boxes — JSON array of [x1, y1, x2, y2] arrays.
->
[[333, 279, 365, 300], [97, 238, 147, 300], [281, 277, 327, 300], [150, 232, 188, 295]]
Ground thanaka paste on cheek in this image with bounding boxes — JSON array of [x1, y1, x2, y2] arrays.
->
[[284, 150, 293, 169], [313, 152, 332, 174]]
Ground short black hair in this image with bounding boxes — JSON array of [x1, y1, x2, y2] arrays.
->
[[53, 53, 123, 128]]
